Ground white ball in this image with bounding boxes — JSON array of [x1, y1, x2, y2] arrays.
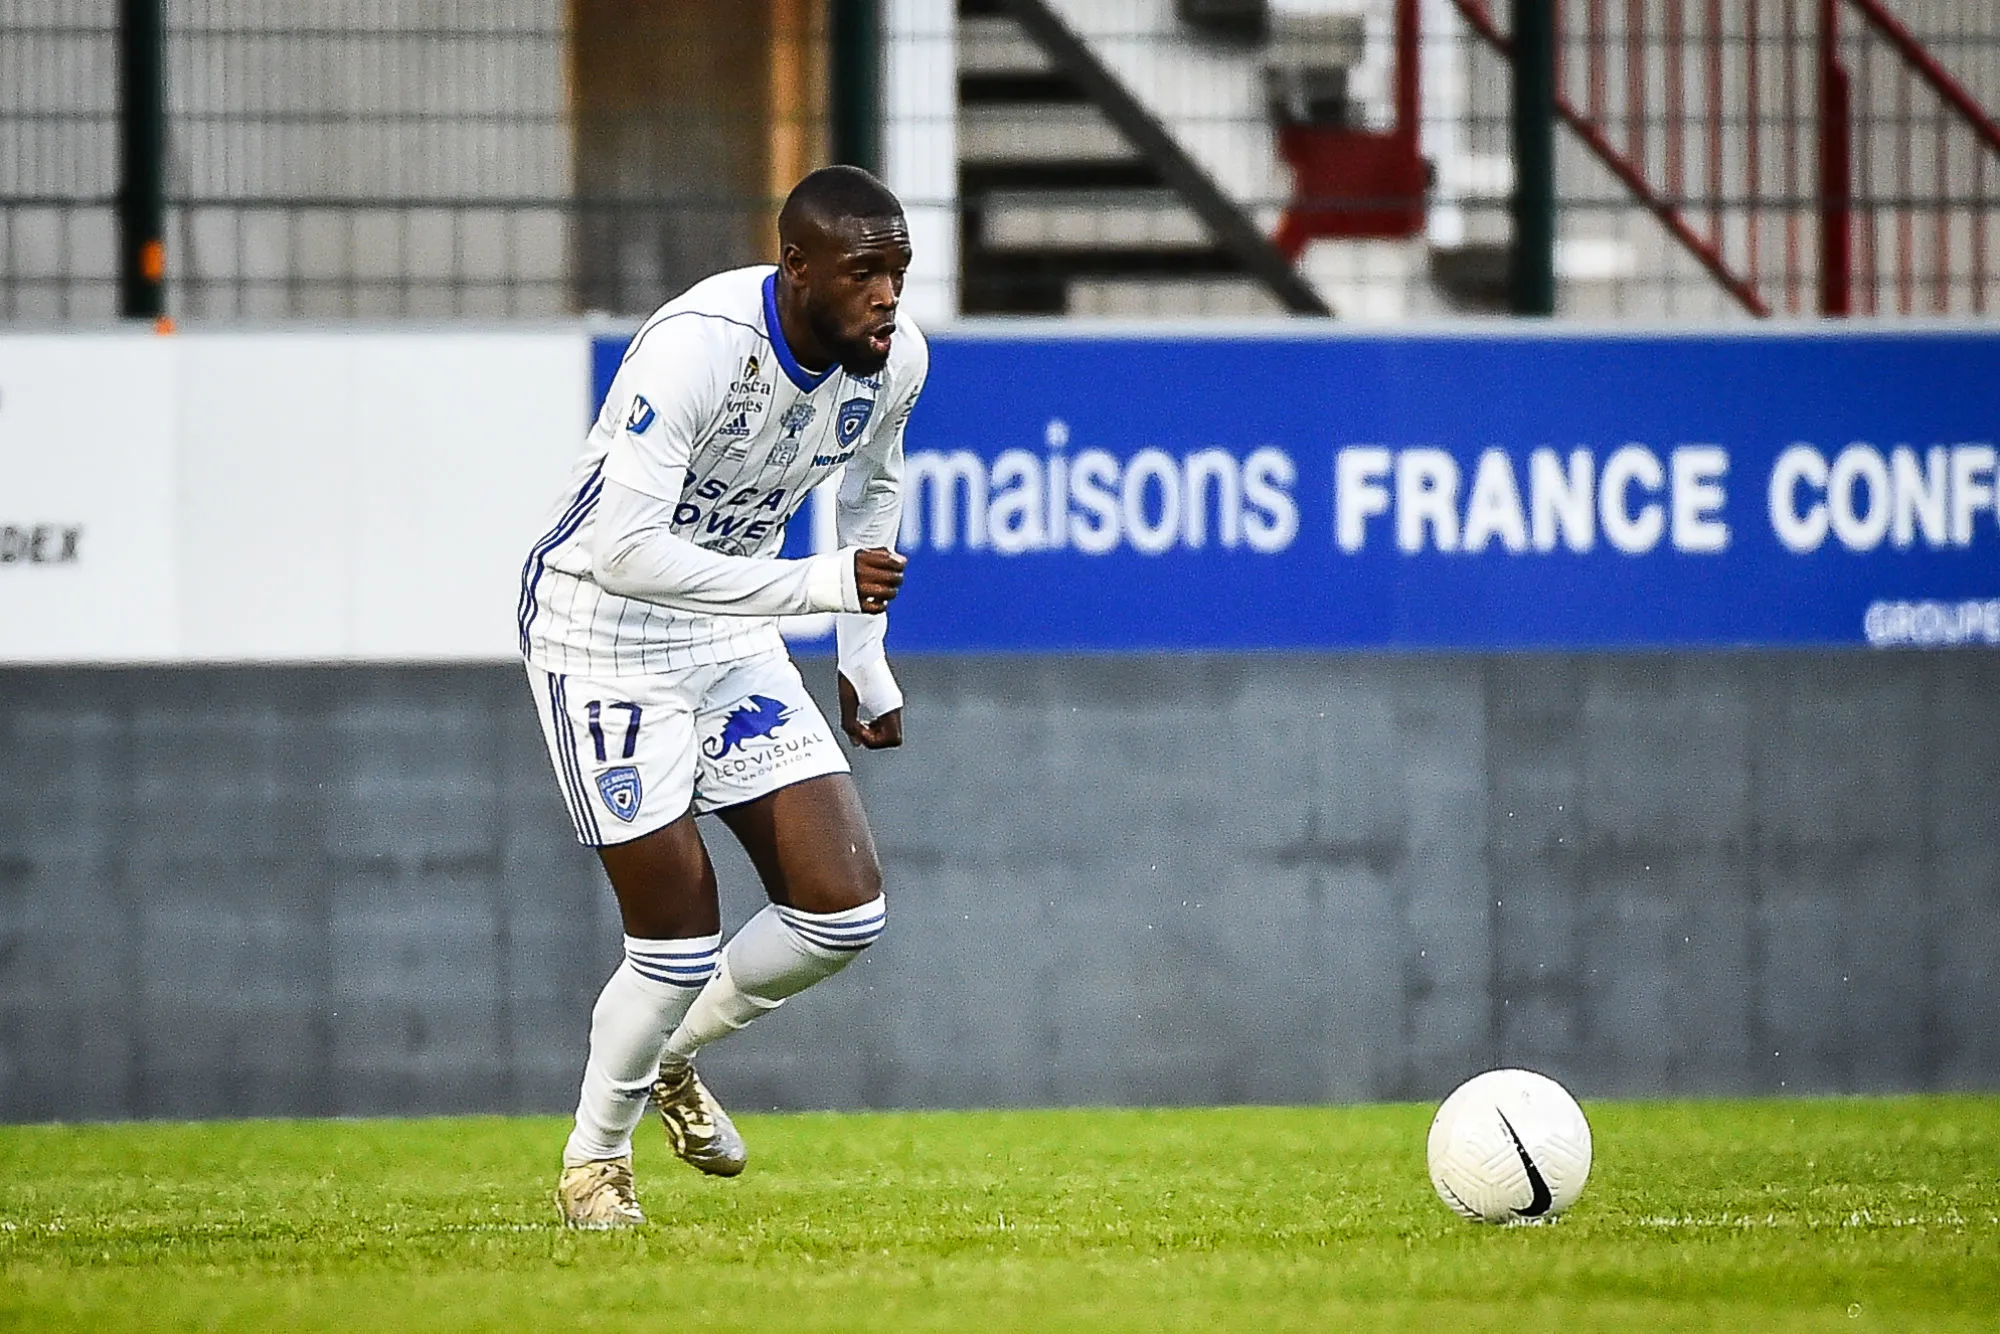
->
[[1426, 1068, 1592, 1224]]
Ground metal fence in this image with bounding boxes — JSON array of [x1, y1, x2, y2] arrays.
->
[[958, 0, 1999, 320], [1, 0, 1994, 322], [1451, 0, 2000, 317], [4, 0, 120, 320], [0, 0, 823, 321]]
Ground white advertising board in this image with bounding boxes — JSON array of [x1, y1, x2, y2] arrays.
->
[[0, 336, 180, 662], [0, 329, 588, 664]]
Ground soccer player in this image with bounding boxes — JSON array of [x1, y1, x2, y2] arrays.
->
[[519, 166, 925, 1228]]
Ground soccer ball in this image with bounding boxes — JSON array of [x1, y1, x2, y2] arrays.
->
[[1426, 1068, 1592, 1224]]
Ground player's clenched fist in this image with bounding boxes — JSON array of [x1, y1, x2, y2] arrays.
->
[[854, 548, 906, 614], [839, 671, 903, 749]]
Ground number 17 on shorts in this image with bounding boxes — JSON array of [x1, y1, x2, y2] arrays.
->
[[527, 654, 849, 847]]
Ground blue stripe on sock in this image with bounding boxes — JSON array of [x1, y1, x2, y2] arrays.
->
[[627, 948, 719, 965], [787, 927, 881, 947], [626, 941, 719, 988], [628, 959, 715, 987], [776, 904, 886, 951], [777, 912, 884, 934], [776, 905, 885, 925], [638, 967, 717, 980]]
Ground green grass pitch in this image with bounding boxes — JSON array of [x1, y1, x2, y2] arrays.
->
[[3, 1096, 1997, 1332]]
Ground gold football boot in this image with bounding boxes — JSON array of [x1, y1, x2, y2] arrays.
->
[[555, 1155, 645, 1229], [652, 1062, 748, 1177]]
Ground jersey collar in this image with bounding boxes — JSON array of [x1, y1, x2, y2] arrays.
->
[[762, 271, 835, 394]]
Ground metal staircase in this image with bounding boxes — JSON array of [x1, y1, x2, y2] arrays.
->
[[952, 0, 1999, 319], [957, 0, 1327, 316], [958, 9, 1238, 313]]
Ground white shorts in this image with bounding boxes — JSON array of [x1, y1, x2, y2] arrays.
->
[[527, 651, 850, 846]]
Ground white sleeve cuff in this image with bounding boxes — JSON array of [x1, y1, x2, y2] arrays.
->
[[805, 549, 864, 613], [835, 592, 897, 721], [841, 652, 903, 723]]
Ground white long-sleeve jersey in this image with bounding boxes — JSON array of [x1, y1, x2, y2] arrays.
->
[[519, 265, 926, 692]]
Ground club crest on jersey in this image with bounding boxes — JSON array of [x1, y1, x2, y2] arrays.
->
[[702, 695, 795, 759], [595, 766, 643, 821], [836, 398, 874, 447], [625, 395, 656, 434], [770, 400, 816, 468], [779, 401, 815, 437]]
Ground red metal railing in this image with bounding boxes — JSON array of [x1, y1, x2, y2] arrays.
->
[[1449, 0, 2000, 316]]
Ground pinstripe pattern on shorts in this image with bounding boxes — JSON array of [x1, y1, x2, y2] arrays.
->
[[545, 671, 603, 844]]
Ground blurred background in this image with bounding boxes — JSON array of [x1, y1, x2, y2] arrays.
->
[[6, 0, 1996, 322], [1, 0, 1997, 1124]]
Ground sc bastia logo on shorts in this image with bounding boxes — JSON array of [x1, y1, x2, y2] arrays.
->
[[836, 398, 873, 447], [625, 395, 656, 434], [595, 766, 643, 821], [704, 695, 796, 758]]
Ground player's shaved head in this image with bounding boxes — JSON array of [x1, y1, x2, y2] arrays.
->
[[778, 165, 905, 246], [774, 166, 912, 378]]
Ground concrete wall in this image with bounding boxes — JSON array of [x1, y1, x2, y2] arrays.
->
[[2, 651, 1996, 1122]]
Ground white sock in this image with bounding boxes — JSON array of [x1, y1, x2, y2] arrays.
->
[[663, 897, 886, 1065], [562, 933, 721, 1166]]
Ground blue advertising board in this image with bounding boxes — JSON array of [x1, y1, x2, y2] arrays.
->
[[591, 328, 2000, 652]]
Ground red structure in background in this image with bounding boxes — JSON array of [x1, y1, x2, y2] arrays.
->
[[1449, 0, 2000, 317], [1817, 0, 1852, 315], [1831, 0, 2000, 315], [1272, 0, 1427, 255]]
